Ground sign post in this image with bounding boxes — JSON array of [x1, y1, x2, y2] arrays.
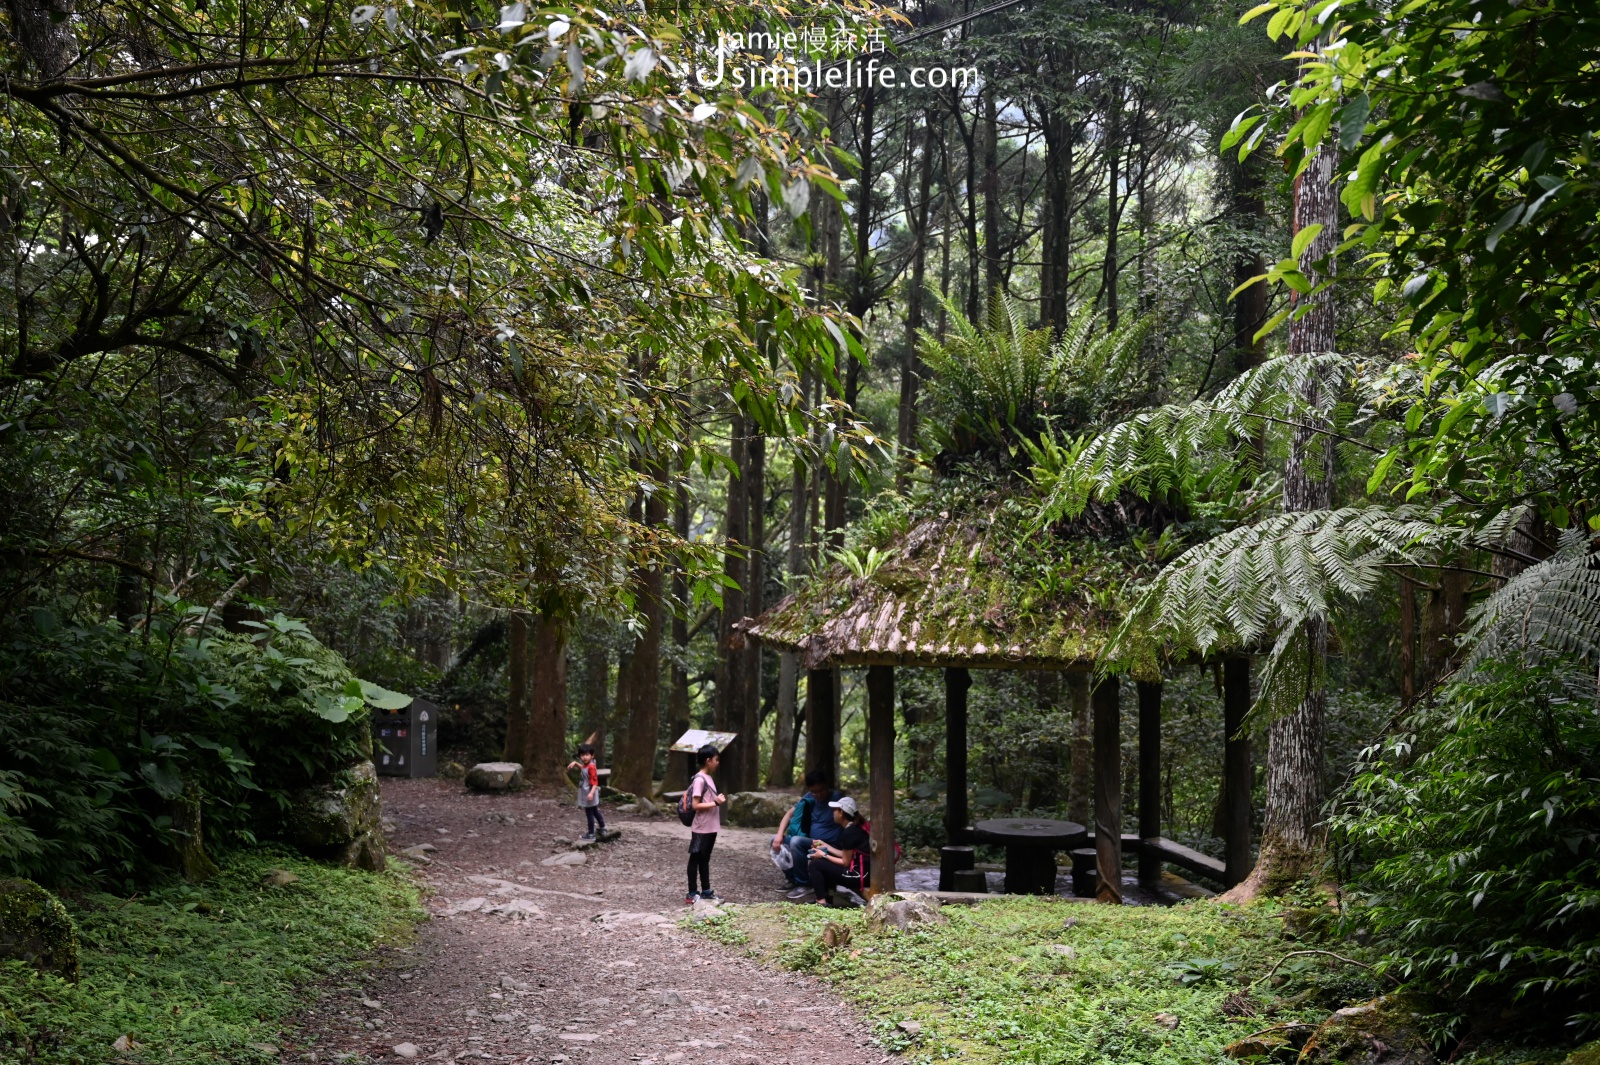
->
[[669, 730, 738, 787]]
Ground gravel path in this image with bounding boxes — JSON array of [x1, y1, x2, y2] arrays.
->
[[284, 777, 890, 1065]]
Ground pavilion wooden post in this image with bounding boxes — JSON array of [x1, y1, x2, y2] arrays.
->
[[1136, 680, 1162, 884], [1093, 678, 1123, 903], [867, 665, 897, 893], [1223, 655, 1253, 886], [944, 667, 971, 843], [806, 666, 839, 785]]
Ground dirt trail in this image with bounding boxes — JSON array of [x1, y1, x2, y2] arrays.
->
[[285, 778, 889, 1065]]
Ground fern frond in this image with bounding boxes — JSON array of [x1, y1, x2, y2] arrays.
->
[[1461, 530, 1600, 674], [1108, 505, 1463, 662], [1040, 351, 1363, 521]]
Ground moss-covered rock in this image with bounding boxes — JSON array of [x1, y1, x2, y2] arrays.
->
[[1561, 1041, 1600, 1065], [287, 760, 386, 870], [0, 877, 80, 981], [1222, 1022, 1315, 1063], [1296, 995, 1436, 1065], [723, 791, 794, 828]]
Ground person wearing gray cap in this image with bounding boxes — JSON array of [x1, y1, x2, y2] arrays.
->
[[805, 795, 869, 906]]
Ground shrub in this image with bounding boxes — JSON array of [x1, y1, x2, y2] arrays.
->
[[0, 609, 398, 888], [1332, 659, 1600, 1030]]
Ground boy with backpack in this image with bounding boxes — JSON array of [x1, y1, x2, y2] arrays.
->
[[680, 744, 726, 904], [565, 742, 605, 841]]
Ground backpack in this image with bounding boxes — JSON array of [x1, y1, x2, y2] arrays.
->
[[676, 773, 705, 827]]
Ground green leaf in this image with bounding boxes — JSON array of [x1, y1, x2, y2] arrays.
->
[[1366, 449, 1400, 495], [359, 680, 413, 709], [1337, 93, 1370, 152], [1291, 223, 1325, 262]]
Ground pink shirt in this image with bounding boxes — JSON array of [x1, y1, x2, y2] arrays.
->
[[689, 771, 721, 834]]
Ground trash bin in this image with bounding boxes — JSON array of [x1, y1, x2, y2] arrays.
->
[[373, 698, 438, 778]]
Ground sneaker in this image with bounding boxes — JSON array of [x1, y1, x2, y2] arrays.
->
[[580, 832, 596, 842], [684, 894, 699, 906], [699, 890, 723, 903], [786, 886, 811, 900]]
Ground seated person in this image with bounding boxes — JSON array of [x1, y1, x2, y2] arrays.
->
[[805, 796, 869, 905], [770, 769, 844, 898]]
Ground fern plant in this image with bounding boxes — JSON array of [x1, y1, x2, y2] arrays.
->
[[918, 292, 1155, 466]]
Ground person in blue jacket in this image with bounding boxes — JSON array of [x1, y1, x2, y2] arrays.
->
[[770, 769, 845, 899]]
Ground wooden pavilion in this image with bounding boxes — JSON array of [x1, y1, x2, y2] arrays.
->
[[736, 487, 1254, 901]]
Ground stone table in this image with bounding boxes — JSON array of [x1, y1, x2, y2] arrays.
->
[[971, 818, 1088, 895]]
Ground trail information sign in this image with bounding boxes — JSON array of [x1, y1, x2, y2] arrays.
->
[[670, 729, 738, 753]]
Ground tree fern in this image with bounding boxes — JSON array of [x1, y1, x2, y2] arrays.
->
[[1103, 504, 1532, 722], [1109, 505, 1464, 660], [1038, 351, 1367, 521], [1461, 530, 1600, 676]]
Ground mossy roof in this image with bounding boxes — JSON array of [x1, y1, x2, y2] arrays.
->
[[737, 482, 1168, 674]]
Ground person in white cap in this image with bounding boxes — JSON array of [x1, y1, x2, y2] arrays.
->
[[805, 795, 869, 906]]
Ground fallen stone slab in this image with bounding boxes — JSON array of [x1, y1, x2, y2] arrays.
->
[[392, 1043, 421, 1059], [463, 875, 598, 903], [432, 897, 489, 917], [592, 911, 674, 929], [484, 898, 543, 920], [541, 851, 587, 867], [465, 762, 523, 792]]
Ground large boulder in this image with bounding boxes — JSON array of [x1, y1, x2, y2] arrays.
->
[[1296, 996, 1436, 1065], [865, 892, 948, 934], [288, 760, 386, 870], [0, 878, 80, 982], [465, 762, 524, 792], [722, 791, 795, 829]]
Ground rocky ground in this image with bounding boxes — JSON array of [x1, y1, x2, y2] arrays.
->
[[282, 777, 892, 1065]]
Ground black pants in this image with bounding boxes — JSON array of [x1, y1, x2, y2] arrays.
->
[[807, 855, 853, 901], [687, 832, 717, 895], [584, 806, 605, 834]]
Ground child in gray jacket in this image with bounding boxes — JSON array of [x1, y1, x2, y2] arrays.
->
[[567, 743, 605, 841]]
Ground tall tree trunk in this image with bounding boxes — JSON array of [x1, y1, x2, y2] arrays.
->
[[955, 87, 981, 321], [503, 611, 531, 763], [982, 87, 1002, 309], [581, 637, 609, 766], [739, 431, 765, 789], [1399, 571, 1417, 709], [612, 486, 667, 796], [716, 414, 750, 791], [938, 125, 954, 339], [663, 478, 693, 792], [1230, 154, 1269, 375], [768, 415, 809, 788], [1103, 85, 1122, 330], [1039, 103, 1073, 333], [899, 114, 935, 489], [1228, 137, 1338, 900], [522, 612, 570, 790], [1420, 567, 1470, 690]]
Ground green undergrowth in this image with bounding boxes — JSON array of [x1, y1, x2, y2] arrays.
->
[[0, 850, 421, 1064], [705, 897, 1367, 1065]]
